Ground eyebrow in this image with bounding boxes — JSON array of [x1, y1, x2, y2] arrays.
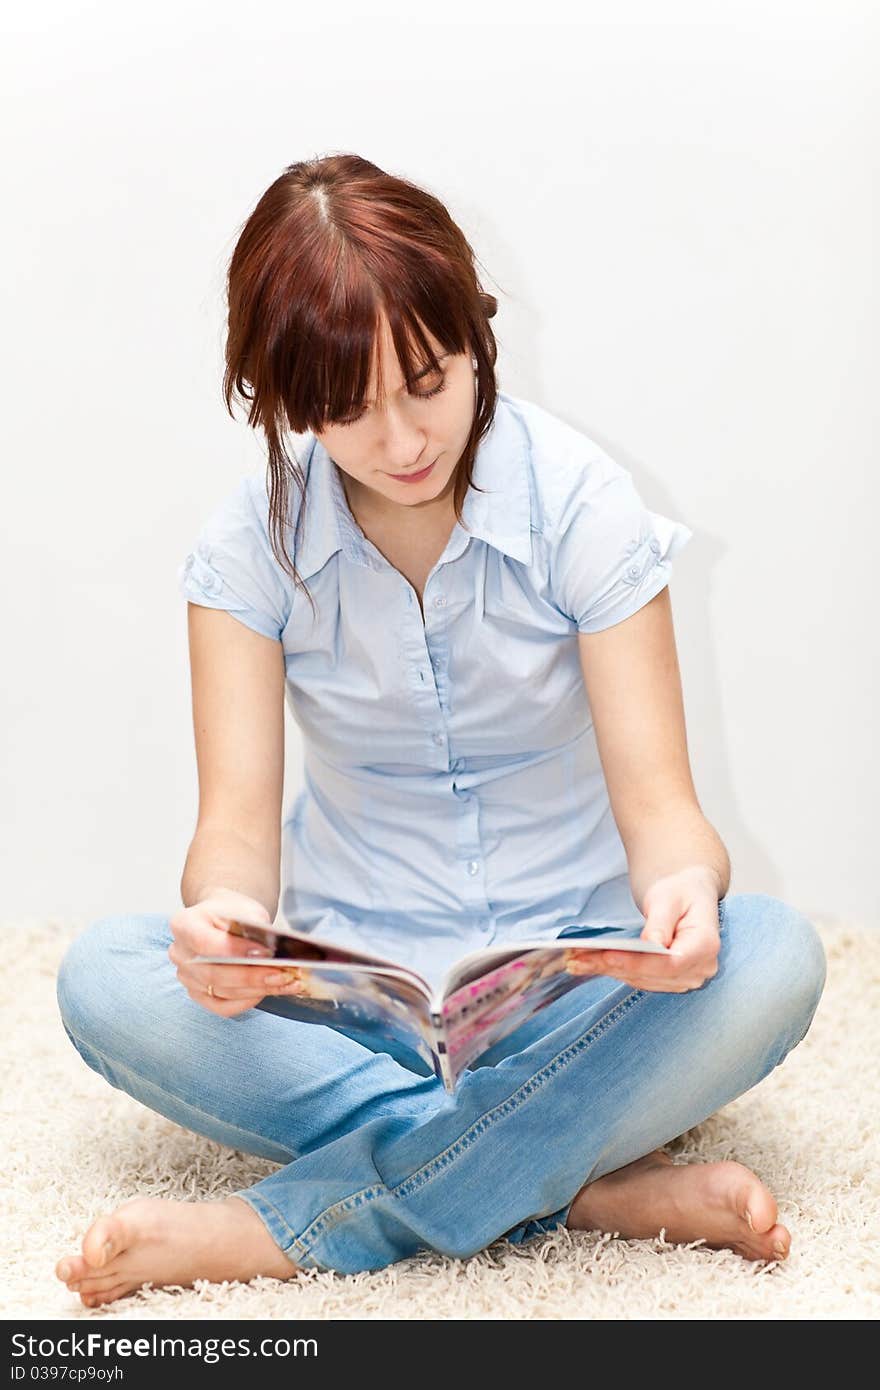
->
[[411, 351, 451, 380]]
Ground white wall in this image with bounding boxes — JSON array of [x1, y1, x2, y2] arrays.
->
[[2, 0, 876, 929]]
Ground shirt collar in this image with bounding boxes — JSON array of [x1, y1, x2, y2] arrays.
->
[[293, 391, 533, 581]]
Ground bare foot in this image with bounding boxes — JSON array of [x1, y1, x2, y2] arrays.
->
[[54, 1196, 299, 1308], [565, 1149, 792, 1263]]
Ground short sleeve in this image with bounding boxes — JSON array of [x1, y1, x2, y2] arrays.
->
[[550, 452, 694, 635], [177, 474, 293, 641]]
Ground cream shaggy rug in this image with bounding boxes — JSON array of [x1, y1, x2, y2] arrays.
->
[[2, 916, 878, 1321]]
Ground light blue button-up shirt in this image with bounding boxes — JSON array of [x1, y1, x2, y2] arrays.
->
[[179, 392, 693, 988]]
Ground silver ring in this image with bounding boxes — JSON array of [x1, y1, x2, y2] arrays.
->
[[207, 982, 215, 998]]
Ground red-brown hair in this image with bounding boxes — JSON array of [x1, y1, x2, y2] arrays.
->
[[222, 153, 502, 615]]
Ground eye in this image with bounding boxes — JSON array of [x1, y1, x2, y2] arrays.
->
[[333, 374, 448, 427], [418, 379, 447, 403]]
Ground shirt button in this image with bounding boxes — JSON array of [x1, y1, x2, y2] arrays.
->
[[650, 538, 661, 556], [434, 595, 447, 607], [627, 563, 640, 579], [432, 732, 443, 745], [466, 860, 479, 876]]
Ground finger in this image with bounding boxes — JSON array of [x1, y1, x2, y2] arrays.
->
[[172, 938, 311, 1000], [593, 970, 698, 994], [260, 967, 311, 996], [195, 976, 280, 1009], [602, 949, 695, 981], [216, 924, 280, 957], [667, 916, 721, 964], [567, 949, 668, 978], [198, 929, 278, 961], [602, 955, 715, 992], [172, 917, 278, 962], [640, 914, 678, 948], [168, 938, 278, 979], [169, 946, 277, 989], [188, 963, 301, 997], [564, 950, 610, 973], [199, 990, 266, 1018], [565, 947, 711, 992], [572, 950, 701, 991]]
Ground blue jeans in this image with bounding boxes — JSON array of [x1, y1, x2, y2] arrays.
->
[[55, 892, 826, 1275]]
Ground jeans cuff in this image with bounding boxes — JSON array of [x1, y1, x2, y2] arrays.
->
[[502, 1201, 573, 1246], [231, 1187, 330, 1272]]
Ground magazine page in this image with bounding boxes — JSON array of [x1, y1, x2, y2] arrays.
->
[[439, 937, 670, 1087], [216, 913, 432, 988], [438, 931, 667, 1000], [195, 954, 443, 1078]]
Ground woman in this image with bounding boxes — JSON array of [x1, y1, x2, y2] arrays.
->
[[54, 154, 826, 1308]]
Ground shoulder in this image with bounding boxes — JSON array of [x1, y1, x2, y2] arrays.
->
[[499, 392, 629, 542], [179, 437, 318, 638], [496, 395, 694, 634]]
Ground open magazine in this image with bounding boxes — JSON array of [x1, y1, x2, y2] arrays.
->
[[195, 915, 669, 1093]]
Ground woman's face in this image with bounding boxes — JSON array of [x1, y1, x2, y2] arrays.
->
[[313, 316, 477, 517]]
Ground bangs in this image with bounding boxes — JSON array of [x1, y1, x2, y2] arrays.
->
[[281, 265, 470, 434]]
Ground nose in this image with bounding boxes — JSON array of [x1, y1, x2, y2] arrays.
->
[[373, 400, 429, 470]]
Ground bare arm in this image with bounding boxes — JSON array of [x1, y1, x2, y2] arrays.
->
[[180, 602, 286, 922], [576, 586, 729, 913], [181, 830, 282, 923]]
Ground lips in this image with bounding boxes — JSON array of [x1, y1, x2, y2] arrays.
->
[[388, 457, 437, 482]]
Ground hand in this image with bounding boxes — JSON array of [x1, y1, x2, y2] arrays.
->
[[168, 890, 309, 1018], [564, 866, 722, 994]]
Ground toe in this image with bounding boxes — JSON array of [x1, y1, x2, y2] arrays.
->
[[82, 1213, 126, 1270], [56, 1254, 91, 1284], [707, 1160, 777, 1236], [83, 1284, 132, 1308], [738, 1182, 777, 1236], [738, 1220, 791, 1263], [71, 1272, 125, 1294]]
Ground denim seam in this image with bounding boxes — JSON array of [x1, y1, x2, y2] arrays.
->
[[61, 1022, 300, 1162], [232, 1189, 329, 1270], [286, 984, 646, 1262]]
